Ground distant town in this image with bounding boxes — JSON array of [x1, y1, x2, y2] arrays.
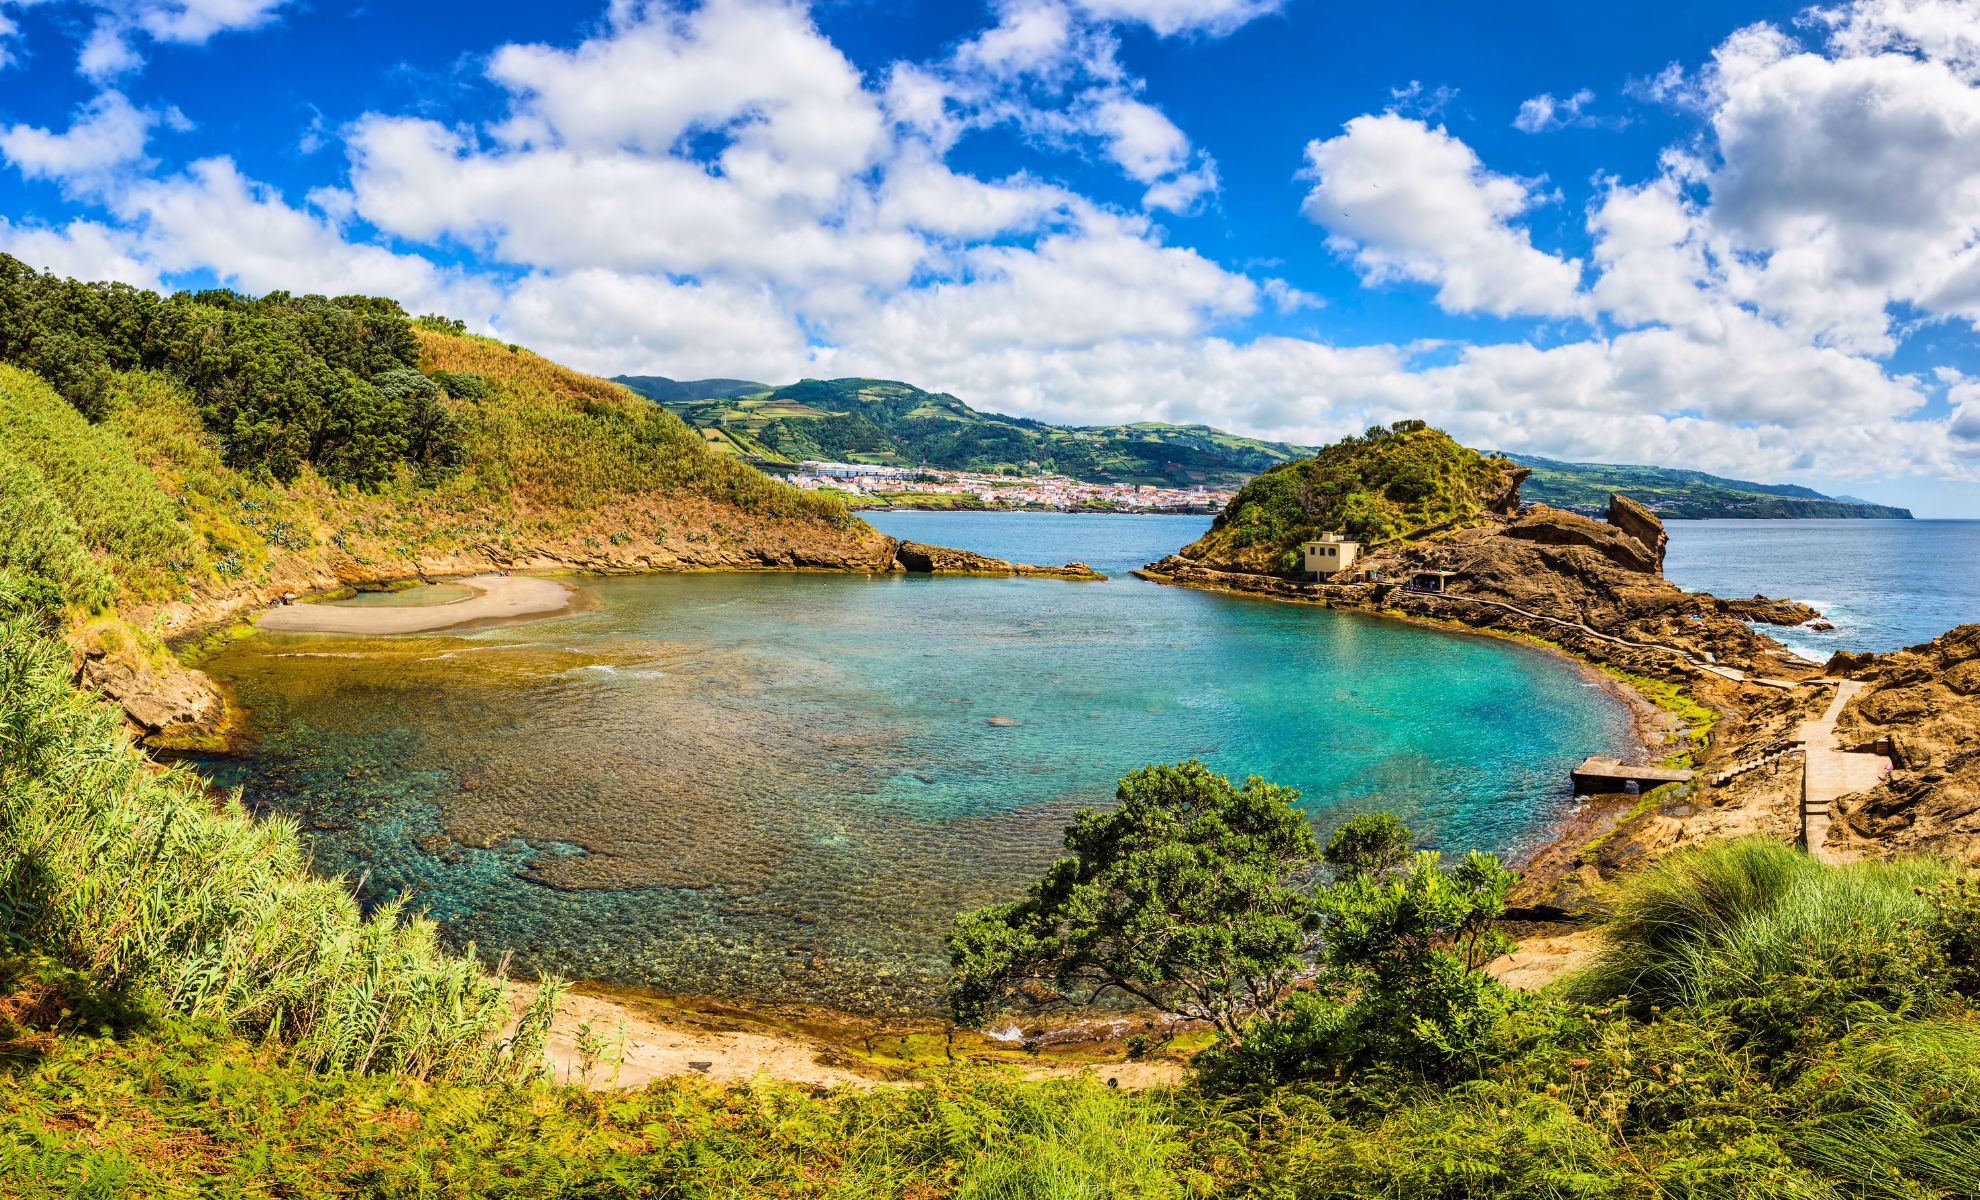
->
[[767, 461, 1234, 514]]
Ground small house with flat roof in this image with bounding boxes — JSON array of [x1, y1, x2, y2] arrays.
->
[[1302, 534, 1361, 579], [1408, 569, 1460, 594]]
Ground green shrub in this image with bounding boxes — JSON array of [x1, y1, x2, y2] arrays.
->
[[431, 369, 491, 400], [1181, 422, 1516, 573], [1206, 850, 1523, 1088]]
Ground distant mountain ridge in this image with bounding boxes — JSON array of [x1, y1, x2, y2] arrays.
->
[[612, 374, 1308, 487], [613, 373, 1914, 517], [1514, 455, 1913, 520], [613, 375, 767, 403]]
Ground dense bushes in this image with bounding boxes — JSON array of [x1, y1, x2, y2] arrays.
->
[[0, 254, 465, 487], [4, 721, 1979, 1193], [952, 771, 1525, 1089], [1182, 421, 1517, 574]]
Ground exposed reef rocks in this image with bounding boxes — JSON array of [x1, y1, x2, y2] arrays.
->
[[1828, 625, 1980, 861], [891, 540, 1103, 580], [1718, 596, 1824, 626]]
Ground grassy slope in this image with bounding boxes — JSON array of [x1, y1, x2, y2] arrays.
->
[[621, 375, 1311, 487], [1518, 455, 1914, 520], [1175, 424, 1519, 575], [0, 332, 877, 643]]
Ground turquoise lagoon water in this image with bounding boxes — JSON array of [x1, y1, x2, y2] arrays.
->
[[194, 512, 1633, 1013]]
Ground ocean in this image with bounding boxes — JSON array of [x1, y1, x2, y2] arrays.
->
[[1663, 519, 1980, 657]]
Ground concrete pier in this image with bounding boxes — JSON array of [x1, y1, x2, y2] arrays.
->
[[1570, 756, 1695, 796]]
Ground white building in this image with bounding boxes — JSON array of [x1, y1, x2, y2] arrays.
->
[[1302, 533, 1362, 579]]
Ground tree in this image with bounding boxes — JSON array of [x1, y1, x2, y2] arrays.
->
[[1322, 812, 1415, 880], [1210, 848, 1523, 1086], [946, 760, 1321, 1039]]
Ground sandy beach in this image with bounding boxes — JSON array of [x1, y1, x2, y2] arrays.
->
[[254, 574, 579, 635], [508, 982, 1189, 1092]]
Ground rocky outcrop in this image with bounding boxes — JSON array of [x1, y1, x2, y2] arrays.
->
[[77, 644, 229, 751], [1144, 479, 1818, 688], [1606, 493, 1667, 573], [1827, 625, 1980, 861], [892, 540, 1104, 580], [1501, 504, 1662, 574], [1486, 466, 1532, 516], [1718, 596, 1823, 626]]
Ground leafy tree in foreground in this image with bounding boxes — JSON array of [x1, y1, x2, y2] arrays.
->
[[946, 760, 1321, 1039], [1210, 847, 1523, 1086], [1322, 811, 1415, 880]]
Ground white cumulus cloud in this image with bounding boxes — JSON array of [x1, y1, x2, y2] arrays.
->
[[1300, 114, 1586, 317], [0, 90, 162, 191]]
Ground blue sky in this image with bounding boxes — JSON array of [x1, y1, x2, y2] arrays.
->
[[3, 0, 1980, 513]]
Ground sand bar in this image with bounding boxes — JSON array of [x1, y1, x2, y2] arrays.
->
[[255, 574, 578, 635]]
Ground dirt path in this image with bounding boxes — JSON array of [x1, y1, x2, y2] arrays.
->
[[1485, 927, 1607, 992], [1799, 680, 1885, 862], [254, 574, 578, 635]]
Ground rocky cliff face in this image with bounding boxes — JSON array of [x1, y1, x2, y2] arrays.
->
[[1605, 493, 1667, 573], [1830, 626, 1980, 861]]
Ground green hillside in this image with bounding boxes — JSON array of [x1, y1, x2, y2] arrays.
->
[[614, 374, 1311, 486], [1517, 455, 1913, 519], [620, 374, 1910, 518], [613, 374, 767, 403], [0, 254, 863, 632], [1176, 420, 1522, 574]]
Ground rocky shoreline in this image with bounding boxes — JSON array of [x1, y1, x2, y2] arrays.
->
[[78, 491, 1980, 1071]]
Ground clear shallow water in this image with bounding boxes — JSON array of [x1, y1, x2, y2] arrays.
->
[[1663, 519, 1980, 657], [195, 512, 1632, 1013]]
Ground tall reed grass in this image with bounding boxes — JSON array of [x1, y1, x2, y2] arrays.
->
[[1573, 837, 1952, 1029], [0, 613, 553, 1080], [0, 366, 202, 605]]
